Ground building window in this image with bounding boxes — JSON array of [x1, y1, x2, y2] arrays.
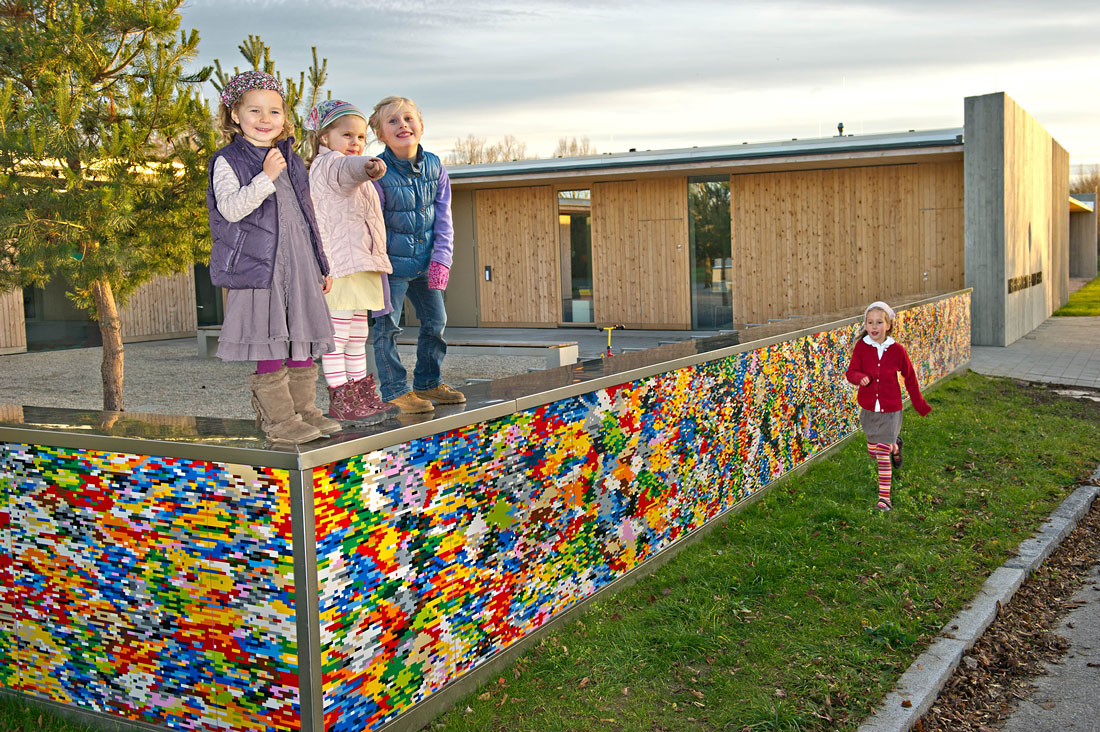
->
[[558, 189, 593, 323], [688, 178, 732, 330]]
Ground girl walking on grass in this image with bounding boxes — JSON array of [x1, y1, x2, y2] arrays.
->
[[845, 301, 932, 511], [206, 71, 339, 445], [304, 99, 395, 423]]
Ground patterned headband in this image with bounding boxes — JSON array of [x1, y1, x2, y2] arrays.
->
[[304, 100, 365, 132], [865, 301, 896, 320], [219, 71, 285, 109]]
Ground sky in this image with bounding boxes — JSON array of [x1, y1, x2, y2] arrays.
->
[[178, 0, 1100, 169]]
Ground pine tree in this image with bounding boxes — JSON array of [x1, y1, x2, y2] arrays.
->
[[0, 0, 215, 411]]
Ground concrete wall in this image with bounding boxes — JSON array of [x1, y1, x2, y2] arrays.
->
[[964, 92, 1070, 346], [1070, 193, 1098, 279]]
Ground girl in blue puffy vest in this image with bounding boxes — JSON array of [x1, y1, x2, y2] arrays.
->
[[367, 96, 466, 414], [207, 71, 340, 445]]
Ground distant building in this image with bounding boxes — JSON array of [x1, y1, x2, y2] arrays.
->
[[0, 92, 1093, 353]]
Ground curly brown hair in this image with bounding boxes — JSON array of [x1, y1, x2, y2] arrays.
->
[[215, 92, 294, 145]]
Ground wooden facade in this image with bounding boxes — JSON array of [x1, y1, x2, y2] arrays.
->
[[475, 186, 560, 327], [731, 161, 964, 324], [0, 289, 26, 354], [119, 270, 197, 341], [591, 179, 691, 329], [0, 269, 197, 353]]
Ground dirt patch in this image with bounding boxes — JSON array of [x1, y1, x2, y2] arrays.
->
[[915, 479, 1100, 731]]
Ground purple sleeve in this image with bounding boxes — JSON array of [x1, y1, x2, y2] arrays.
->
[[371, 273, 394, 318], [431, 166, 454, 268], [372, 179, 385, 207]]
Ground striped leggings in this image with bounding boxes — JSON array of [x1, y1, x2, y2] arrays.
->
[[867, 442, 893, 506], [321, 310, 370, 388]]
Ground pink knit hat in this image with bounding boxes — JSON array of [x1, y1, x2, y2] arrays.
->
[[864, 301, 896, 320]]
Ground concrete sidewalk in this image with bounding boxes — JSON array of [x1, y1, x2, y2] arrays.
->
[[861, 312, 1100, 732]]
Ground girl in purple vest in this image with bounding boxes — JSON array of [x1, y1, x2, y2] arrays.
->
[[207, 71, 340, 445]]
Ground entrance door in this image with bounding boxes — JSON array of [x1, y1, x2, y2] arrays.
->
[[591, 179, 691, 329], [475, 186, 560, 326]]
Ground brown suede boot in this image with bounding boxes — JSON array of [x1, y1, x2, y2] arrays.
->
[[287, 363, 341, 435], [249, 368, 323, 445]]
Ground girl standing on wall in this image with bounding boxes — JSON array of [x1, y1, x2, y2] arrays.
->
[[304, 99, 395, 423], [207, 71, 340, 445], [845, 301, 933, 511]]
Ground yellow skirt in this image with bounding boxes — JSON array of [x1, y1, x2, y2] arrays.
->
[[325, 271, 384, 312]]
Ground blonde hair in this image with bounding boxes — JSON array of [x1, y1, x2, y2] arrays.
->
[[854, 306, 894, 348], [368, 96, 423, 142], [216, 90, 294, 145]]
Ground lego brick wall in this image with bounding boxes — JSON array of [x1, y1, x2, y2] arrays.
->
[[0, 447, 300, 732], [312, 293, 970, 732]]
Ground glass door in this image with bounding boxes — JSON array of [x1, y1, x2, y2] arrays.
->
[[688, 179, 733, 330], [558, 189, 594, 323]]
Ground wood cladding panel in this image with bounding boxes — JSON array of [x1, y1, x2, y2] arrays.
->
[[0, 288, 26, 353], [731, 162, 963, 323], [475, 186, 560, 326], [119, 270, 197, 340], [591, 178, 690, 328]]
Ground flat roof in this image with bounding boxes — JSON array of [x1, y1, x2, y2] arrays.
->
[[1069, 196, 1095, 213], [448, 128, 965, 181]]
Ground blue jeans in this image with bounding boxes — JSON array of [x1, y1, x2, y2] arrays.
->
[[372, 274, 447, 402]]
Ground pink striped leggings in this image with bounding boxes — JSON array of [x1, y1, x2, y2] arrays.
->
[[321, 310, 370, 388], [867, 442, 893, 507]]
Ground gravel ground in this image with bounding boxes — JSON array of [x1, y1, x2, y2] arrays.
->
[[0, 338, 547, 420]]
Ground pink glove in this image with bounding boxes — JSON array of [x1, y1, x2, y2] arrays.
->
[[428, 261, 450, 290]]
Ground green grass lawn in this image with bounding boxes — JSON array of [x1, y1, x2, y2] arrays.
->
[[4, 372, 1100, 732], [1055, 275, 1100, 315]]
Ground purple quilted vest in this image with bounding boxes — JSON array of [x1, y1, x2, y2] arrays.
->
[[206, 136, 329, 289]]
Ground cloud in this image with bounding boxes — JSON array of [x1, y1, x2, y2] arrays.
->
[[179, 0, 1100, 160]]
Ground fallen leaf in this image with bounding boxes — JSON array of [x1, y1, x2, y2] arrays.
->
[[478, 692, 491, 701], [901, 699, 912, 708], [579, 677, 590, 688]]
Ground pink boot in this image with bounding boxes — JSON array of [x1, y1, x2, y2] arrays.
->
[[351, 375, 397, 415]]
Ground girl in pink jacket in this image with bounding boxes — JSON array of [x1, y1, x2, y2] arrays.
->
[[305, 100, 394, 422], [844, 301, 933, 512]]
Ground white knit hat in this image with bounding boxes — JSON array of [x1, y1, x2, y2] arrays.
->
[[864, 300, 895, 320]]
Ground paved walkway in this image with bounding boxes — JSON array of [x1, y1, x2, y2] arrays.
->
[[970, 316, 1100, 389]]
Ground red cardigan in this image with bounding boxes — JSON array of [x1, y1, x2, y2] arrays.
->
[[845, 337, 932, 416]]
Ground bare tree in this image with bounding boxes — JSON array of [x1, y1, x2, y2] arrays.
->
[[553, 136, 596, 157], [1071, 165, 1100, 196], [445, 134, 534, 165]]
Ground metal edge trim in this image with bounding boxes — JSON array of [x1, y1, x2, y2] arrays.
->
[[0, 687, 173, 732], [509, 289, 973, 413], [289, 467, 324, 731], [0, 425, 301, 469], [297, 399, 521, 469]]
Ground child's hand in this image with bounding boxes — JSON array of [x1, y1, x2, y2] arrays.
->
[[859, 376, 870, 386], [263, 149, 287, 181], [322, 275, 332, 294], [364, 157, 387, 179]]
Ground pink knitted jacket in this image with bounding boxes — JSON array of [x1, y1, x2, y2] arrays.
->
[[309, 146, 392, 278]]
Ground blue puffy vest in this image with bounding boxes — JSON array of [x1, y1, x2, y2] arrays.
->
[[377, 146, 441, 279], [206, 136, 329, 289]]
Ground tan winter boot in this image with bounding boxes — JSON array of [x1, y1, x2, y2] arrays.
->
[[249, 368, 323, 445], [287, 363, 341, 435]]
